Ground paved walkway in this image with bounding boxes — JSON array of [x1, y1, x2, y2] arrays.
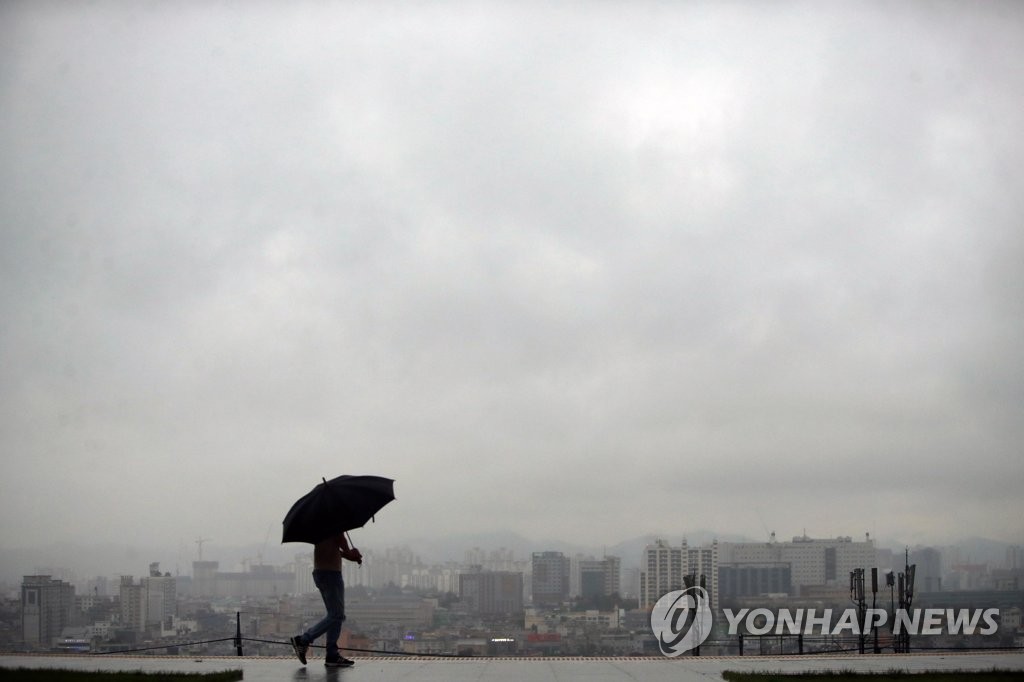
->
[[2, 652, 1023, 681]]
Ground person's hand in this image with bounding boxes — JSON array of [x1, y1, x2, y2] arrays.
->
[[344, 547, 363, 565]]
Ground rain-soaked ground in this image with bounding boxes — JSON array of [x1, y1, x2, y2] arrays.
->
[[2, 652, 1023, 681]]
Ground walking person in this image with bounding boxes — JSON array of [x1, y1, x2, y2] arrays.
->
[[290, 533, 362, 668]]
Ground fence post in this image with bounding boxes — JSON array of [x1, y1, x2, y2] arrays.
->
[[235, 612, 243, 656], [738, 633, 744, 656]]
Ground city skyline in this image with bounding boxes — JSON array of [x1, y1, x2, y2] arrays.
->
[[2, 2, 1022, 562], [2, 526, 1019, 590], [8, 527, 1022, 657]]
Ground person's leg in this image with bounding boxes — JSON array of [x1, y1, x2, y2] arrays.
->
[[301, 569, 345, 660], [321, 570, 345, 661]]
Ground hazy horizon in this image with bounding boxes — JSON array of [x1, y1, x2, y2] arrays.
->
[[1, 526, 1017, 588], [2, 3, 1022, 561]]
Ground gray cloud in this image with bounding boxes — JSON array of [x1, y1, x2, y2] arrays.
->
[[1, 1, 1022, 556]]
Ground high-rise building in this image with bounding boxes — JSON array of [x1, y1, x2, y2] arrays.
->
[[1007, 545, 1024, 571], [579, 560, 605, 598], [718, 534, 876, 596], [532, 552, 570, 606], [909, 547, 942, 592], [119, 576, 146, 632], [293, 553, 314, 594], [639, 540, 718, 609], [459, 570, 524, 615], [1003, 540, 1019, 569], [142, 563, 177, 627], [639, 539, 683, 609], [21, 576, 75, 648], [579, 556, 622, 599]]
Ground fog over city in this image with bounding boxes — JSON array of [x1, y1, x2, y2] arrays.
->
[[2, 2, 1022, 578]]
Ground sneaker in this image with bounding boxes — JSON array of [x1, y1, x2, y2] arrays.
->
[[324, 656, 355, 668], [289, 636, 308, 665]]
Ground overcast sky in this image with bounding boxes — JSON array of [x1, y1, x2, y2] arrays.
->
[[2, 1, 1022, 559]]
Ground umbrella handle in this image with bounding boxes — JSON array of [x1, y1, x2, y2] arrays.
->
[[345, 532, 363, 566]]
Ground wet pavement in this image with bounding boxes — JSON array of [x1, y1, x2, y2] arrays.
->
[[2, 652, 1023, 681]]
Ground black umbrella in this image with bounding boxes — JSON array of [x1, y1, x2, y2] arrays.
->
[[282, 475, 395, 545]]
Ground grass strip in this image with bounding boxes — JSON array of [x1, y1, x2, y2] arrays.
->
[[721, 669, 1024, 682], [0, 669, 242, 682]]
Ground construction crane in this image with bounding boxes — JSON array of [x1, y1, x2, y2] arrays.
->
[[195, 537, 212, 561]]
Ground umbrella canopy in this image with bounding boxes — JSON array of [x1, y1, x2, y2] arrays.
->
[[282, 475, 395, 545]]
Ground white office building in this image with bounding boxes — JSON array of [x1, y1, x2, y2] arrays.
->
[[719, 533, 876, 595]]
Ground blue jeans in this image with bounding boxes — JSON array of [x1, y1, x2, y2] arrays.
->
[[301, 570, 345, 660]]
